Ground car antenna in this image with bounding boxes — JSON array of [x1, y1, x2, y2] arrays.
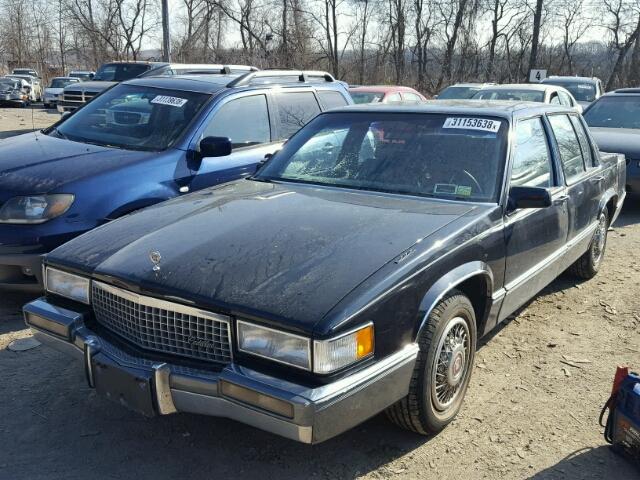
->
[[31, 104, 37, 139]]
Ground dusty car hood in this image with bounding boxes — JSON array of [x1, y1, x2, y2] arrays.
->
[[48, 180, 476, 332], [590, 127, 640, 160], [62, 81, 115, 93], [0, 133, 156, 202]]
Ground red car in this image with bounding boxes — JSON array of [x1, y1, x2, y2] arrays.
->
[[349, 85, 426, 104]]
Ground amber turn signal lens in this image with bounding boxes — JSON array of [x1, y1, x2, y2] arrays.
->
[[355, 325, 374, 359]]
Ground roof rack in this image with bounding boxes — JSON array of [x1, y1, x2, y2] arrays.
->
[[227, 70, 335, 88]]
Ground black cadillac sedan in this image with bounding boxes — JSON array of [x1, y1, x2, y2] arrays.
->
[[24, 102, 625, 443]]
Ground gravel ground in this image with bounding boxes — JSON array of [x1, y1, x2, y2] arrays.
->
[[0, 105, 60, 139], [0, 109, 639, 479]]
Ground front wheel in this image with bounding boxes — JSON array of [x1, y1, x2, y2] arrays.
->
[[569, 209, 609, 279], [386, 290, 477, 435]]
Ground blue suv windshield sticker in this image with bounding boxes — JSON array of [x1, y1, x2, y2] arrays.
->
[[151, 95, 188, 107]]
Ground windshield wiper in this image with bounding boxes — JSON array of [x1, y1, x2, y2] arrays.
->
[[52, 127, 68, 140]]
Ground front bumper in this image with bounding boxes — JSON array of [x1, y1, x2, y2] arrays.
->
[[626, 160, 640, 193], [57, 101, 82, 113], [0, 253, 44, 291], [24, 298, 418, 444]]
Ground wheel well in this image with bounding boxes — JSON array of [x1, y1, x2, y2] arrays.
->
[[605, 195, 617, 224], [454, 274, 490, 334]]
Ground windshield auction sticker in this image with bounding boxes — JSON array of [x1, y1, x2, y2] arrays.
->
[[443, 117, 501, 132], [151, 95, 188, 108]]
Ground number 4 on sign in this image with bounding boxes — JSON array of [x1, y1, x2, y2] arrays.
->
[[529, 69, 547, 83]]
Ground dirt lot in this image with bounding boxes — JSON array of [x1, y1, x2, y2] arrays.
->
[[0, 106, 59, 139], [0, 109, 638, 479]]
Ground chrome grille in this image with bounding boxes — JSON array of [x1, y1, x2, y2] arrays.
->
[[92, 281, 232, 364]]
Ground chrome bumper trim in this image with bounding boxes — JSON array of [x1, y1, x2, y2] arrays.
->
[[25, 298, 418, 443]]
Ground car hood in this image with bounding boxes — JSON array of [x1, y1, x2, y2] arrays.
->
[[48, 180, 476, 333], [0, 133, 157, 202], [590, 127, 640, 160], [63, 81, 115, 93]]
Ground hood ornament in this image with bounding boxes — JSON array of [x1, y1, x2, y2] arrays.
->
[[149, 251, 162, 272]]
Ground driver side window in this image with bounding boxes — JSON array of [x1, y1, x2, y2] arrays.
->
[[203, 95, 271, 149], [511, 117, 553, 188]]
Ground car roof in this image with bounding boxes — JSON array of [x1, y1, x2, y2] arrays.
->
[[608, 88, 640, 95], [326, 100, 573, 119], [51, 76, 78, 81], [444, 83, 494, 88], [125, 72, 346, 95], [479, 83, 555, 92], [349, 85, 417, 93], [544, 76, 598, 83]]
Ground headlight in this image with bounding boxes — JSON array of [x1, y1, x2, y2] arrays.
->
[[45, 267, 90, 304], [314, 324, 374, 373], [237, 320, 311, 370], [237, 321, 374, 374], [0, 194, 74, 224]]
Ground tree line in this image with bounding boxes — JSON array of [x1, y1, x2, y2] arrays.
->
[[2, 0, 640, 93]]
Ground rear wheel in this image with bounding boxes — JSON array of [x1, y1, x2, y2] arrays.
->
[[569, 209, 609, 279], [386, 290, 477, 434]]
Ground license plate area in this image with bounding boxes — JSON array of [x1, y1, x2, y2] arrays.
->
[[92, 352, 156, 417]]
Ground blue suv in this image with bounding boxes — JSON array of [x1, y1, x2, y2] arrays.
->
[[0, 70, 352, 291]]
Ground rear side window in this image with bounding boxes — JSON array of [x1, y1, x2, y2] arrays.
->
[[318, 90, 348, 109], [386, 92, 402, 102], [511, 118, 553, 188], [204, 94, 271, 148], [549, 114, 586, 183], [276, 92, 321, 139], [558, 91, 573, 107], [569, 116, 596, 168], [550, 93, 561, 105], [403, 93, 422, 102]]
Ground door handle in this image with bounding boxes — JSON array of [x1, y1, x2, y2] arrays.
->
[[553, 195, 569, 205], [592, 176, 604, 182]]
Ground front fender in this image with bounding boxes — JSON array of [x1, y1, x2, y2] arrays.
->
[[415, 261, 494, 340]]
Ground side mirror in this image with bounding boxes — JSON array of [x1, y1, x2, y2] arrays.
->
[[61, 111, 71, 119], [200, 136, 232, 158], [256, 151, 278, 172], [508, 186, 552, 211]]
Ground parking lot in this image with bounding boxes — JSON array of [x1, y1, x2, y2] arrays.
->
[[0, 106, 638, 480]]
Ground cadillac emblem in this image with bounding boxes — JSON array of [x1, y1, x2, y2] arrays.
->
[[149, 251, 162, 272]]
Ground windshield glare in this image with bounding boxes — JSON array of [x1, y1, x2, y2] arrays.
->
[[544, 81, 596, 102], [94, 64, 150, 82], [53, 84, 210, 151], [0, 79, 18, 89], [50, 79, 75, 88], [438, 86, 481, 99], [257, 112, 507, 202], [473, 89, 545, 102], [584, 96, 640, 129], [351, 92, 385, 104]]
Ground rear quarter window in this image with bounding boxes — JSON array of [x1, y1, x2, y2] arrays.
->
[[275, 91, 321, 139], [318, 90, 348, 109]]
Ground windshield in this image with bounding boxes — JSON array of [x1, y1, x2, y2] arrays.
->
[[473, 89, 545, 102], [94, 63, 150, 82], [257, 112, 508, 202], [0, 79, 18, 89], [50, 79, 76, 88], [70, 73, 92, 81], [438, 86, 481, 99], [584, 96, 640, 129], [350, 92, 385, 104], [544, 81, 596, 102], [52, 84, 210, 151]]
